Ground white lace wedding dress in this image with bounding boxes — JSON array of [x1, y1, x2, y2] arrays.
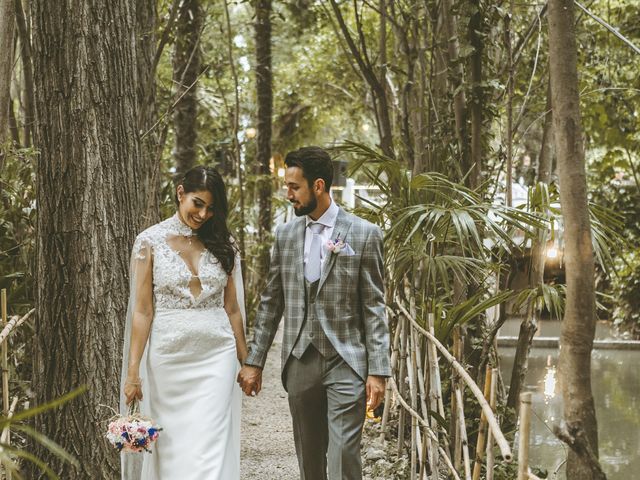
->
[[120, 214, 242, 479]]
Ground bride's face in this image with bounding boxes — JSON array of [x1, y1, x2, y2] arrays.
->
[[177, 186, 215, 230]]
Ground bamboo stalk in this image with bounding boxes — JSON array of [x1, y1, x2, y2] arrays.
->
[[397, 315, 409, 456], [1, 289, 8, 419], [0, 396, 18, 443], [453, 328, 462, 471], [517, 392, 532, 480], [380, 311, 402, 441], [389, 377, 462, 480], [414, 329, 437, 479], [486, 368, 498, 480], [0, 309, 35, 344], [419, 426, 429, 480], [472, 367, 493, 479], [1, 289, 9, 480], [396, 300, 513, 461], [409, 328, 418, 480], [455, 385, 472, 480]]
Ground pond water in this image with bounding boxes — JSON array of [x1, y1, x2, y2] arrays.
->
[[500, 341, 640, 479]]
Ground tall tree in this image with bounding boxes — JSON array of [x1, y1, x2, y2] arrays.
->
[[329, 0, 394, 158], [173, 0, 201, 176], [31, 1, 146, 476], [548, 1, 605, 478], [468, 0, 483, 188], [136, 0, 160, 224], [0, 0, 15, 145], [254, 0, 273, 278], [507, 81, 553, 409]]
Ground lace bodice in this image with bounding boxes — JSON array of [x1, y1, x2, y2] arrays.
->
[[132, 215, 229, 310]]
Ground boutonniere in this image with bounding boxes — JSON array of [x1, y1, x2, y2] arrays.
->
[[326, 236, 355, 256]]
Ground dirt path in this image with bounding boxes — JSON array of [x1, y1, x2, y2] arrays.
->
[[241, 332, 299, 479]]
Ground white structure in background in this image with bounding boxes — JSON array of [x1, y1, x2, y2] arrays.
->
[[342, 178, 356, 209]]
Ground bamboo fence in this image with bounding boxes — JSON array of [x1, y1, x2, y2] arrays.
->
[[0, 288, 34, 480], [380, 295, 516, 479]]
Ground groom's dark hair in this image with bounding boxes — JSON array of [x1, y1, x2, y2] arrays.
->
[[285, 146, 334, 192]]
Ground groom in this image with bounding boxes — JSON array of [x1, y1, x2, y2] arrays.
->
[[238, 146, 391, 480]]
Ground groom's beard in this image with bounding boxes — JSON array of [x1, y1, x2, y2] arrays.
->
[[292, 195, 318, 217]]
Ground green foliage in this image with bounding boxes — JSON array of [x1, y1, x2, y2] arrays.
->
[[335, 141, 545, 343], [0, 143, 37, 311], [588, 147, 640, 333], [0, 387, 86, 479]]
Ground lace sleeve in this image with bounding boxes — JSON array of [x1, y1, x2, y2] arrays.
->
[[133, 233, 153, 261]]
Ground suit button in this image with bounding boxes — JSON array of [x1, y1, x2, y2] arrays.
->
[[309, 332, 315, 338]]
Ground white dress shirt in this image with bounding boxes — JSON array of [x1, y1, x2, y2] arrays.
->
[[304, 200, 339, 275]]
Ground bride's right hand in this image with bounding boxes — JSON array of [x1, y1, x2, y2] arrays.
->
[[124, 377, 143, 405]]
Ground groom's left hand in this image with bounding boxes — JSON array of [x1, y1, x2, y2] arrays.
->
[[366, 375, 386, 411]]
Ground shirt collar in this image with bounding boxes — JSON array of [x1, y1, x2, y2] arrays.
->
[[306, 200, 339, 229]]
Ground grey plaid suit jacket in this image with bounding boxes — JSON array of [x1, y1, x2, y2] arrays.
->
[[246, 207, 391, 383]]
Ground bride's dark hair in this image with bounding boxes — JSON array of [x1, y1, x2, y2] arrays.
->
[[175, 166, 237, 275]]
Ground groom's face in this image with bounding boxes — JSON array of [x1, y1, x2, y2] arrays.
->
[[285, 166, 318, 217]]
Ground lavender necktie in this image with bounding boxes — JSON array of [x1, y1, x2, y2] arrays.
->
[[305, 222, 325, 282]]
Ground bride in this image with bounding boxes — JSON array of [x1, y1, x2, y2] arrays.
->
[[120, 166, 247, 479]]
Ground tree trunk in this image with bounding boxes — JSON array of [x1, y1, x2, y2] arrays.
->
[[0, 0, 15, 144], [14, 0, 34, 147], [255, 0, 272, 279], [441, 0, 469, 180], [468, 0, 483, 189], [537, 79, 553, 184], [548, 1, 604, 478], [31, 1, 145, 477], [173, 0, 201, 176], [136, 0, 160, 225], [328, 0, 394, 159], [507, 83, 554, 410]]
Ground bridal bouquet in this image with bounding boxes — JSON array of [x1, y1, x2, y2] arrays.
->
[[105, 403, 162, 453]]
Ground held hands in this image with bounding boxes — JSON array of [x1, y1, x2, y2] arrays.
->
[[237, 365, 263, 397], [124, 376, 143, 405], [366, 375, 386, 411]]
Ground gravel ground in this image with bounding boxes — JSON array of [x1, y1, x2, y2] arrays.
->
[[241, 331, 299, 479]]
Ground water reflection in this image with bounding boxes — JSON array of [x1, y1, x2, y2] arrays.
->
[[501, 347, 640, 479], [542, 355, 556, 400]]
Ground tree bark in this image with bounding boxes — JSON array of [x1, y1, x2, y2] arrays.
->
[[548, 1, 604, 477], [13, 0, 34, 147], [468, 0, 483, 189], [254, 0, 273, 280], [136, 0, 160, 225], [173, 0, 201, 177], [0, 0, 15, 144], [31, 1, 145, 477], [537, 79, 553, 184], [441, 0, 469, 180]]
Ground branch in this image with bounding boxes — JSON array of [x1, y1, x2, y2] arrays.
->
[[153, 0, 184, 72], [328, 0, 384, 96], [0, 309, 34, 345], [574, 0, 640, 55]]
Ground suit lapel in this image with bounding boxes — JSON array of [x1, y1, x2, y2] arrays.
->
[[318, 208, 353, 293]]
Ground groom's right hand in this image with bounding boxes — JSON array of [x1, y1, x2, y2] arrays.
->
[[237, 365, 263, 397]]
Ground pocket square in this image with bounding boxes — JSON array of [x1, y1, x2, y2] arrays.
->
[[338, 244, 356, 256]]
